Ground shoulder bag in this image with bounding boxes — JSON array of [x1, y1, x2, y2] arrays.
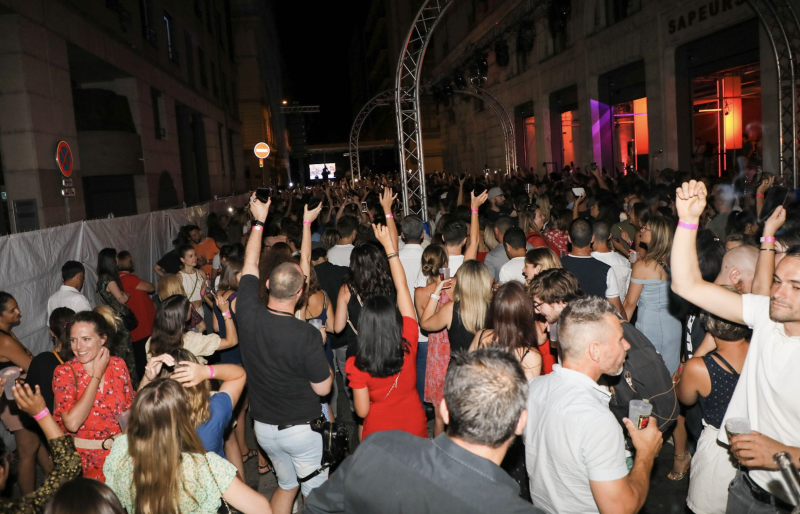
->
[[297, 415, 350, 483]]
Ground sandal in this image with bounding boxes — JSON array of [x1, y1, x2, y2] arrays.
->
[[258, 463, 273, 476], [241, 449, 257, 463], [668, 452, 692, 481]]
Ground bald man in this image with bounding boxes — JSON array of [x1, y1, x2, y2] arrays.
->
[[714, 245, 758, 293]]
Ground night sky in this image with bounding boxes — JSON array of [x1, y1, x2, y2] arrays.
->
[[274, 0, 371, 145]]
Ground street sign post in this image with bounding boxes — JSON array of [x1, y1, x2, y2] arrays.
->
[[254, 142, 270, 168], [55, 141, 73, 223]]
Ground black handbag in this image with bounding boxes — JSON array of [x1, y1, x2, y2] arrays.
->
[[297, 416, 350, 483], [119, 305, 139, 332]]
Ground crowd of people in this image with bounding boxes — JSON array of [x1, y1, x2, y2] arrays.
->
[[0, 161, 798, 514]]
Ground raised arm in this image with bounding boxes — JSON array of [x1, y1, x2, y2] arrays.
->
[[457, 174, 465, 206], [214, 295, 238, 350], [752, 205, 785, 296], [243, 193, 271, 278], [172, 361, 247, 409], [755, 175, 774, 215], [671, 181, 744, 324], [465, 190, 488, 262], [372, 224, 414, 318], [301, 202, 324, 283]]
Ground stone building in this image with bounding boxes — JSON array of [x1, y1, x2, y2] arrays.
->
[[429, 0, 776, 180], [0, 0, 247, 233]]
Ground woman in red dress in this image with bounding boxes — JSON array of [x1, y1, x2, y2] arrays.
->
[[53, 311, 134, 482], [345, 203, 427, 441], [117, 251, 156, 381]]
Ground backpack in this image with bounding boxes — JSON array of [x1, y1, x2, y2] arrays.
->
[[607, 321, 678, 447]]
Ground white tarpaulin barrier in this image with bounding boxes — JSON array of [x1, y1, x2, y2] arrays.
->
[[0, 193, 251, 356]]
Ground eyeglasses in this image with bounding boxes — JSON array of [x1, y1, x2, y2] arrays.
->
[[640, 226, 651, 232]]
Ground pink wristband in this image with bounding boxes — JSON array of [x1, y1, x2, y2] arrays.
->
[[677, 221, 699, 230], [208, 366, 215, 379], [471, 209, 478, 213], [303, 221, 312, 225], [222, 311, 231, 318], [33, 408, 49, 421], [385, 214, 393, 218], [757, 193, 765, 198], [251, 225, 264, 232], [760, 236, 776, 243]]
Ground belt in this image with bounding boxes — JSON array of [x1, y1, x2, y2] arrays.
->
[[72, 433, 122, 451], [742, 471, 795, 511], [278, 421, 313, 431]]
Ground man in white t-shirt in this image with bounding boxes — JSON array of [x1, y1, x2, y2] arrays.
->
[[498, 227, 527, 284], [672, 181, 800, 512], [526, 296, 662, 514], [398, 215, 426, 298], [590, 221, 631, 301], [47, 261, 92, 317], [327, 215, 359, 267]]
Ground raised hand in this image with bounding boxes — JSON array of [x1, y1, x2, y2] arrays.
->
[[371, 223, 395, 252], [144, 353, 176, 381], [379, 187, 397, 213], [172, 361, 211, 388], [675, 180, 707, 221], [763, 205, 786, 237], [12, 383, 46, 417], [471, 190, 489, 210], [249, 191, 271, 222], [303, 201, 324, 224]]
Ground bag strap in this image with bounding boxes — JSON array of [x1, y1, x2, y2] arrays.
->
[[709, 351, 740, 377], [204, 455, 232, 514], [52, 351, 64, 365], [346, 287, 361, 336]]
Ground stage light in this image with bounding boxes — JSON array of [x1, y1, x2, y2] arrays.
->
[[495, 39, 510, 67], [282, 100, 288, 105]]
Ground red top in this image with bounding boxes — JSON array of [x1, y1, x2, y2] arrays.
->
[[526, 231, 548, 248], [53, 356, 135, 482], [119, 272, 156, 341], [346, 317, 427, 440], [477, 251, 488, 263], [544, 229, 569, 258]]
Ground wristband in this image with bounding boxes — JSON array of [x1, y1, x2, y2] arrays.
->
[[208, 365, 215, 379], [471, 209, 478, 213], [251, 225, 264, 232], [385, 214, 394, 218], [302, 220, 312, 226], [33, 408, 49, 421], [677, 221, 699, 230], [760, 236, 776, 243], [760, 248, 776, 252], [386, 253, 398, 260], [222, 310, 231, 318], [91, 375, 102, 383], [430, 293, 441, 301], [757, 193, 765, 198], [253, 220, 265, 228]]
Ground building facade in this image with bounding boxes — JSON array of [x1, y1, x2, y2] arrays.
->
[[0, 0, 246, 234], [429, 0, 777, 181]]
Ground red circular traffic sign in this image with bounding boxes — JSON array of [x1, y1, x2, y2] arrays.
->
[[56, 141, 73, 177], [254, 142, 270, 159]]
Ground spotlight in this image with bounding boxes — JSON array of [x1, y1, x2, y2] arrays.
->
[[517, 20, 534, 53], [495, 39, 510, 67], [282, 100, 288, 105]]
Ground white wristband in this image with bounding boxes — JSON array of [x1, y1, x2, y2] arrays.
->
[[430, 293, 441, 301]]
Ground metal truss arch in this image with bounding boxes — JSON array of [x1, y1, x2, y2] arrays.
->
[[349, 90, 396, 185], [451, 86, 517, 174], [395, 0, 457, 219]]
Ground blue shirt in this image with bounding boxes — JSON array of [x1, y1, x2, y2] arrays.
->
[[197, 392, 233, 458]]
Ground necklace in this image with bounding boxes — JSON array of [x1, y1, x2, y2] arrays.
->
[[267, 306, 294, 317]]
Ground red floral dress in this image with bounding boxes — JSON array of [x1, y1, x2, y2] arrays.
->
[[424, 289, 452, 405], [53, 356, 134, 482], [544, 229, 569, 258]]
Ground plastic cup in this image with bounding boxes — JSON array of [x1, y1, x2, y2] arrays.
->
[[308, 319, 323, 330], [629, 251, 639, 264], [439, 267, 451, 281], [0, 367, 20, 400], [117, 410, 131, 432], [629, 399, 653, 430], [725, 418, 751, 442]]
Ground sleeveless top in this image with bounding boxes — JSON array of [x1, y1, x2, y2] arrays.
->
[[449, 302, 477, 355], [698, 351, 740, 429], [180, 270, 203, 303], [0, 329, 18, 372], [213, 292, 241, 364]]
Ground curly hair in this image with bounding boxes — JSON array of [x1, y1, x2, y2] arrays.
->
[[344, 242, 395, 299]]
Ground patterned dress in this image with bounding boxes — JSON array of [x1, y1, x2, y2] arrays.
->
[[424, 289, 452, 405], [53, 356, 135, 482], [97, 275, 138, 384], [544, 229, 569, 258], [0, 436, 81, 514]]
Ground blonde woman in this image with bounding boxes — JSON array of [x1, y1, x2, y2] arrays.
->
[[623, 216, 682, 374], [420, 260, 492, 356], [103, 379, 269, 514], [94, 305, 139, 388], [536, 195, 552, 224], [522, 247, 561, 285], [518, 206, 548, 248], [156, 274, 205, 333]]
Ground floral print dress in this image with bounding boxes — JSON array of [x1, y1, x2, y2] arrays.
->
[[53, 356, 134, 482], [424, 289, 452, 405], [97, 275, 139, 385]]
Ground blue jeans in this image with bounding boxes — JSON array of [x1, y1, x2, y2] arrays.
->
[[254, 422, 327, 496], [726, 470, 793, 514], [416, 340, 428, 405]]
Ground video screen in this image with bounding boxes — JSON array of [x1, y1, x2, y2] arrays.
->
[[309, 163, 336, 180]]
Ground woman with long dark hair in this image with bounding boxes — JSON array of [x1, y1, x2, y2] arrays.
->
[[96, 248, 130, 312], [0, 292, 48, 494], [44, 478, 126, 514], [25, 307, 75, 416], [346, 223, 427, 440], [53, 311, 134, 482], [103, 379, 270, 514], [146, 294, 236, 362]]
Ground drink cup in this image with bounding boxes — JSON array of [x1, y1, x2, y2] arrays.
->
[[308, 319, 323, 330], [629, 399, 653, 430], [439, 267, 451, 281], [725, 418, 751, 442], [117, 410, 131, 432], [629, 251, 639, 264], [0, 367, 20, 400]]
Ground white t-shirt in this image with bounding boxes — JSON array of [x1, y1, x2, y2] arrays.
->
[[327, 244, 354, 267], [47, 285, 92, 318], [591, 251, 631, 301], [499, 256, 527, 284], [718, 294, 800, 503], [526, 365, 629, 513]]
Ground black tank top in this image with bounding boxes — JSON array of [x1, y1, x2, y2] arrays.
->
[[698, 351, 740, 429], [449, 302, 477, 355], [0, 329, 18, 372]]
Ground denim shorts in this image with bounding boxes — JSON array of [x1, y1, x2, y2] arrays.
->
[[254, 421, 327, 496]]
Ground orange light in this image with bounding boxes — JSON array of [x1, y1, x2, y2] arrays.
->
[[282, 100, 288, 105], [698, 108, 722, 113], [633, 98, 649, 157], [723, 76, 743, 150]]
